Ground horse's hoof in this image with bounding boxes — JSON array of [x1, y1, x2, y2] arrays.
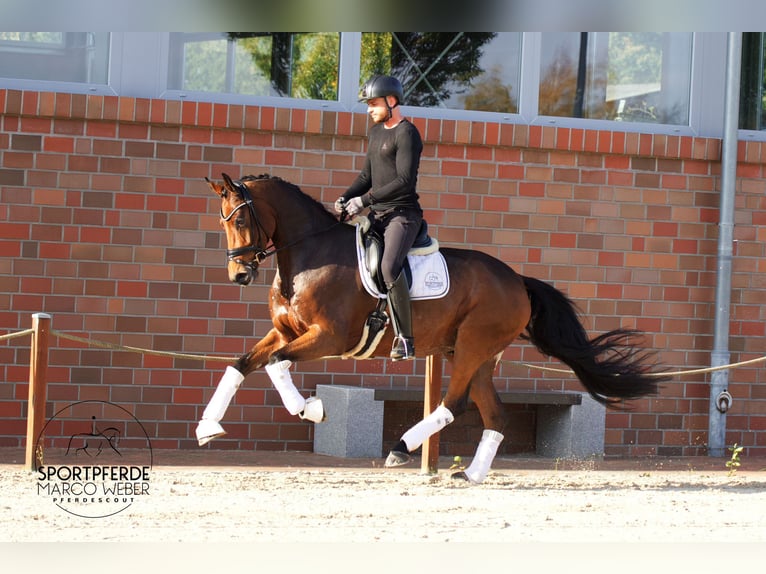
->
[[451, 470, 483, 484], [299, 397, 326, 423], [384, 450, 411, 467], [196, 419, 226, 446]]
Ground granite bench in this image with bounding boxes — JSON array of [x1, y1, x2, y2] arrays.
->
[[313, 384, 605, 460]]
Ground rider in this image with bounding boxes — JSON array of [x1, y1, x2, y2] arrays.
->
[[335, 74, 424, 361]]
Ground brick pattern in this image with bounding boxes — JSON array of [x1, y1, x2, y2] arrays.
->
[[1, 89, 765, 457]]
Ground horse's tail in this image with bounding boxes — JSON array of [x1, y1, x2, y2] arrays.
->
[[521, 275, 668, 407]]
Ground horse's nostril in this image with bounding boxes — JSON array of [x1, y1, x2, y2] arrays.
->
[[234, 272, 251, 285]]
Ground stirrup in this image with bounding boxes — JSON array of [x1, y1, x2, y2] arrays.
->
[[390, 336, 414, 361]]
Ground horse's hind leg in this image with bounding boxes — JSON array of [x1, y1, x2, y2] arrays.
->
[[384, 354, 478, 468], [452, 356, 507, 484], [384, 400, 457, 467]]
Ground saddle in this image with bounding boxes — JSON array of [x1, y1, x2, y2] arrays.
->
[[362, 218, 437, 293], [340, 216, 449, 360]]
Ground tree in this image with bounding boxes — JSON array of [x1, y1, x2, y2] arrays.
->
[[361, 33, 497, 107], [228, 33, 340, 100], [227, 32, 498, 107], [461, 65, 516, 112]]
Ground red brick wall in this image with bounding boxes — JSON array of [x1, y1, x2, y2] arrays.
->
[[1, 88, 765, 457]]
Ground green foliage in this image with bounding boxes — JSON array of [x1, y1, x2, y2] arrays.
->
[[726, 443, 744, 476], [225, 33, 340, 99], [361, 33, 393, 83], [608, 33, 663, 85], [361, 33, 497, 108]]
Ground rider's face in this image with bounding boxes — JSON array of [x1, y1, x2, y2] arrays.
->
[[366, 97, 391, 123]]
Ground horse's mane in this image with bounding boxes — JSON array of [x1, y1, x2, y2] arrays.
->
[[241, 173, 335, 219]]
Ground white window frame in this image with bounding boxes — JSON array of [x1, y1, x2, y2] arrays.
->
[[0, 32, 747, 140], [0, 32, 121, 96]]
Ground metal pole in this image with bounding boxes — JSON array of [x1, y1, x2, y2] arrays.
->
[[708, 33, 742, 457], [25, 313, 51, 470], [420, 355, 442, 474]]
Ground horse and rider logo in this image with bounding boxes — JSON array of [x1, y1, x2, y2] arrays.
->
[[65, 415, 121, 458]]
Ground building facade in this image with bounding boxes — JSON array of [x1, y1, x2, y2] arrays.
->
[[1, 32, 765, 457]]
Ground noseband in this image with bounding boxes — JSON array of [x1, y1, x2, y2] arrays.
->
[[221, 180, 274, 268]]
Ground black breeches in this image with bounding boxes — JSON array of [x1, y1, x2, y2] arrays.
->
[[371, 209, 422, 286]]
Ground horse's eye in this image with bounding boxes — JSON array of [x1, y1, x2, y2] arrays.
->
[[235, 217, 245, 228]]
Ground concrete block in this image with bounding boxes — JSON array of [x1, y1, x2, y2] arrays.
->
[[313, 384, 384, 458], [536, 393, 605, 459]]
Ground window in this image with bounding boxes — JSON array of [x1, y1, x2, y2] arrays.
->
[[360, 32, 522, 114], [539, 33, 693, 125], [168, 32, 341, 100], [740, 33, 766, 130], [0, 32, 109, 84]]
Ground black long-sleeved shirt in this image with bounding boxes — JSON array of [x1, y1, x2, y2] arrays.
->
[[342, 119, 423, 214]]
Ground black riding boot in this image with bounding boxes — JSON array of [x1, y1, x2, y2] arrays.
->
[[386, 272, 415, 361]]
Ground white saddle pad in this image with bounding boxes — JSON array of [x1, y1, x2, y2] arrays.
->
[[353, 221, 450, 301]]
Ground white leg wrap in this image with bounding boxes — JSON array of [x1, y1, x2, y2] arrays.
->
[[265, 359, 306, 416], [196, 366, 245, 445], [463, 429, 504, 484], [201, 366, 244, 421], [401, 404, 454, 452]]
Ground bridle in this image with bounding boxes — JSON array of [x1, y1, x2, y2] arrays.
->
[[220, 178, 345, 272], [220, 179, 274, 270]]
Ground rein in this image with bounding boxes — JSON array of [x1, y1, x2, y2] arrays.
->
[[223, 179, 344, 268]]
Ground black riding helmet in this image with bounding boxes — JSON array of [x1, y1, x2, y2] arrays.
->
[[358, 74, 404, 104], [358, 75, 404, 120]]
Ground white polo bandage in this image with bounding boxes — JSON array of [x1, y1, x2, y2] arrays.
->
[[200, 366, 244, 422], [401, 404, 454, 452], [463, 429, 504, 484], [265, 359, 306, 415]]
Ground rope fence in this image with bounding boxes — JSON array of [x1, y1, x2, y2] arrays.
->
[[513, 355, 766, 378], [52, 331, 238, 363], [2, 324, 765, 376], [0, 328, 33, 342]]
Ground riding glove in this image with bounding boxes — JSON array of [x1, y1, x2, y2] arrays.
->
[[346, 197, 365, 216], [336, 196, 364, 216]]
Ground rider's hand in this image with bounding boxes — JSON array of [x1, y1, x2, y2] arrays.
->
[[334, 197, 346, 214], [345, 197, 365, 216]]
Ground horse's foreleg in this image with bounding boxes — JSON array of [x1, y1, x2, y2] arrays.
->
[[260, 323, 360, 424], [196, 365, 244, 445], [196, 329, 286, 446], [264, 359, 325, 423]]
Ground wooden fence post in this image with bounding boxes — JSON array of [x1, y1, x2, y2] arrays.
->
[[25, 313, 51, 471], [420, 354, 442, 474]]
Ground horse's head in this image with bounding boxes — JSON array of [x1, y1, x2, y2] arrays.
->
[[207, 173, 271, 286]]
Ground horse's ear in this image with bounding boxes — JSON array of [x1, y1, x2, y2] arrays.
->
[[205, 176, 226, 198], [221, 173, 237, 196]]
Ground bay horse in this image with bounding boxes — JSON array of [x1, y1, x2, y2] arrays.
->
[[196, 173, 668, 483]]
